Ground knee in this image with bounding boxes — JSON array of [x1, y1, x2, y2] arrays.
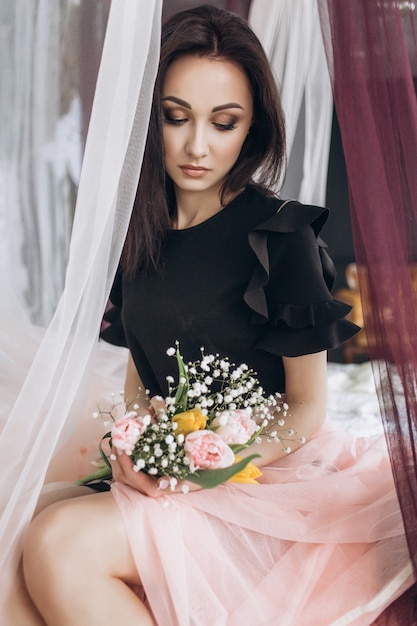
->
[[22, 500, 86, 599]]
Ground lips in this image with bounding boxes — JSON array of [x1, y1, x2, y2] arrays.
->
[[180, 165, 210, 177]]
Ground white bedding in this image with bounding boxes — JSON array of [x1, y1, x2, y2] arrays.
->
[[327, 361, 384, 439]]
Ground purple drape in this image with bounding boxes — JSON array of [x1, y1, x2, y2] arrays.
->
[[318, 1, 417, 622]]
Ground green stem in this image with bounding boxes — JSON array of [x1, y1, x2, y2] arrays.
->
[[174, 343, 189, 411], [76, 465, 112, 486]]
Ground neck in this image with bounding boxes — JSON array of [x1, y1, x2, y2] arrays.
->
[[172, 186, 243, 230], [173, 188, 223, 230]]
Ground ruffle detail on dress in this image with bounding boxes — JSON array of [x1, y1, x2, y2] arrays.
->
[[244, 201, 332, 322], [244, 199, 360, 355], [255, 319, 361, 357], [268, 299, 352, 329]]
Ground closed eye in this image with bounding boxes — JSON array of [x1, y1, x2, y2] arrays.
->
[[164, 115, 188, 126], [213, 122, 237, 131]]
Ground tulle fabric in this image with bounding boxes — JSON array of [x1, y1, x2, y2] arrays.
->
[[44, 341, 129, 483], [0, 291, 128, 484], [112, 424, 413, 626], [0, 0, 162, 604]]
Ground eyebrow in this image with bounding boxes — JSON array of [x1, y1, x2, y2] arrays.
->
[[161, 96, 244, 112]]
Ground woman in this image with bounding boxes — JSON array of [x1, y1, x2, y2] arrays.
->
[[17, 5, 413, 625]]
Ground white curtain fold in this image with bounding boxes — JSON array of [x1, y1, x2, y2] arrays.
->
[[249, 0, 333, 206], [0, 0, 162, 602]]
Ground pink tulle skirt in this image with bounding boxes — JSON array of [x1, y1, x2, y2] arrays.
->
[[111, 423, 414, 626]]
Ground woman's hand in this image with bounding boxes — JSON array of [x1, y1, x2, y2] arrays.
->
[[110, 395, 202, 497], [110, 451, 163, 497], [110, 452, 201, 497]]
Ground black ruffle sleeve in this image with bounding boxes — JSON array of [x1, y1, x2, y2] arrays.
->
[[100, 269, 128, 347], [244, 200, 360, 357]]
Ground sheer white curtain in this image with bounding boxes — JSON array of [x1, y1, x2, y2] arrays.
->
[[0, 0, 162, 602], [249, 0, 333, 206]]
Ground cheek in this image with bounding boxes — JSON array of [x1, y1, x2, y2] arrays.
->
[[162, 127, 185, 160], [220, 133, 248, 164]]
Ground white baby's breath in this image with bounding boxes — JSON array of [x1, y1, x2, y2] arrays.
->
[[80, 346, 305, 491]]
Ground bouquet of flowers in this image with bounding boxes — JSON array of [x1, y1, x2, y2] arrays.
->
[[78, 344, 304, 492]]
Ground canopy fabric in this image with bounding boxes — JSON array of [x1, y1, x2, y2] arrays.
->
[[249, 0, 333, 205], [0, 0, 162, 602], [318, 0, 417, 618]]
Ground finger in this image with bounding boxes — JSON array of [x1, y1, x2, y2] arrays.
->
[[149, 395, 167, 415], [108, 450, 125, 472], [108, 454, 123, 482], [135, 407, 154, 419], [115, 452, 162, 497]]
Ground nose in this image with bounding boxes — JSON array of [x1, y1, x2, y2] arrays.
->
[[185, 122, 208, 159]]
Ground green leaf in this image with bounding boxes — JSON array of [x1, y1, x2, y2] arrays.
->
[[99, 432, 112, 469], [76, 431, 112, 485], [174, 344, 189, 411], [185, 454, 261, 489]]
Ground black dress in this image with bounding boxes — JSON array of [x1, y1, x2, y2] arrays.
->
[[102, 185, 358, 395], [103, 187, 412, 625]]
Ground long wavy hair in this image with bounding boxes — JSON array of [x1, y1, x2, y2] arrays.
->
[[122, 4, 286, 277]]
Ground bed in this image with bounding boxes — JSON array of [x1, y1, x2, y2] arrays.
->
[[327, 360, 384, 439]]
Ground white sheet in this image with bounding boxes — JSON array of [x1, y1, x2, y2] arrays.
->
[[327, 361, 384, 439]]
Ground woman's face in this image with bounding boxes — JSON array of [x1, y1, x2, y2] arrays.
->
[[161, 54, 253, 205]]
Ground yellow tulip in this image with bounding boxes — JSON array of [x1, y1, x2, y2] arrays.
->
[[227, 455, 263, 484], [173, 408, 208, 437]]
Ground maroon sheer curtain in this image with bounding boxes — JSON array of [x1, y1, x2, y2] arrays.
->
[[318, 1, 417, 621]]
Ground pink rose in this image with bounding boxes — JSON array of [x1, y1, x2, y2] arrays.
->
[[211, 409, 258, 445], [184, 430, 235, 472], [111, 411, 150, 455]]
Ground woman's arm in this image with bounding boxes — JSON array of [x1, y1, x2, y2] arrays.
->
[[239, 351, 328, 466], [124, 351, 150, 408]]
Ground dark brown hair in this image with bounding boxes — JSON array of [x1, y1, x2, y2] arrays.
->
[[122, 4, 286, 276]]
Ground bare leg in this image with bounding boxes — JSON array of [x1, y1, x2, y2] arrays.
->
[[3, 484, 94, 626], [3, 567, 45, 626], [22, 491, 154, 626]]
